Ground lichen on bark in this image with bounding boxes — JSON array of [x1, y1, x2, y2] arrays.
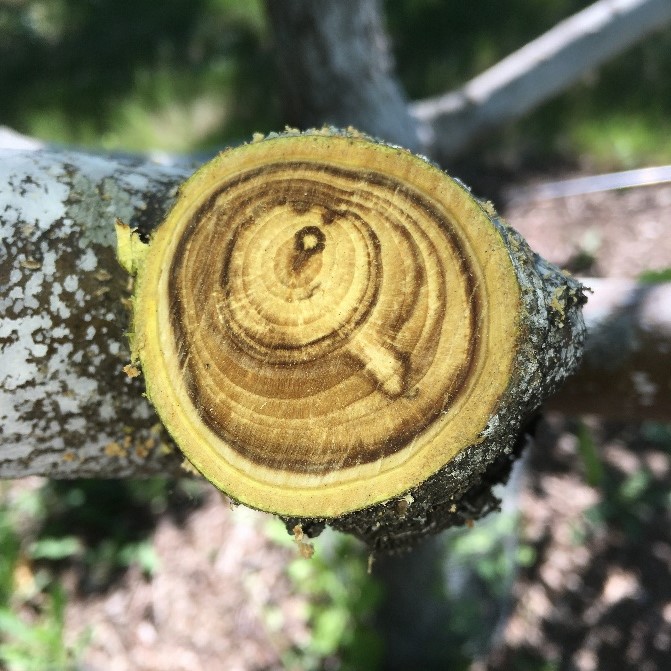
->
[[0, 149, 190, 477]]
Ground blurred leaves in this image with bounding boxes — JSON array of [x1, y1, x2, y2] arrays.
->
[[0, 489, 89, 671], [28, 537, 82, 562], [638, 267, 671, 284], [0, 584, 90, 671], [2, 0, 671, 164], [0, 477, 206, 671], [0, 0, 278, 150], [30, 478, 204, 590], [577, 422, 605, 488], [577, 422, 671, 539], [266, 522, 383, 671]]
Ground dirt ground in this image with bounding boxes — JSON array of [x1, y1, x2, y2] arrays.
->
[[482, 180, 671, 671], [14, 179, 671, 670]]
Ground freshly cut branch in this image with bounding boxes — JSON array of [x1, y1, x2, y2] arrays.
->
[[120, 129, 585, 550], [409, 0, 671, 161], [2, 146, 666, 523]]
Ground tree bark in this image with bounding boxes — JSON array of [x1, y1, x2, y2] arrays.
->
[[0, 148, 190, 478], [264, 0, 422, 152]]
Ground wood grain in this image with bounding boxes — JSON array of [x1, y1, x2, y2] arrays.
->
[[131, 130, 542, 520]]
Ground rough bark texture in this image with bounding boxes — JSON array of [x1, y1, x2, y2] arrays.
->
[[265, 0, 421, 152], [0, 149, 190, 478]]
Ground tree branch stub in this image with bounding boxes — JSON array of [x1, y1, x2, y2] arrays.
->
[[122, 129, 586, 550]]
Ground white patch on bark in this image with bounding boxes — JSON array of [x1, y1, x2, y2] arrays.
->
[[0, 149, 190, 477]]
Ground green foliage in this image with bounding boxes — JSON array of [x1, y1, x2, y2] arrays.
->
[[638, 267, 671, 284], [0, 477, 207, 669], [0, 0, 278, 151], [30, 478, 204, 588], [0, 489, 89, 671], [439, 512, 532, 664], [266, 522, 383, 671], [0, 585, 90, 671], [28, 537, 82, 562], [2, 0, 670, 166], [503, 650, 560, 671], [577, 422, 671, 539], [0, 500, 21, 607], [576, 422, 605, 488]]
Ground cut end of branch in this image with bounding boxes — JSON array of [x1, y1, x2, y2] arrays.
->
[[123, 129, 585, 547]]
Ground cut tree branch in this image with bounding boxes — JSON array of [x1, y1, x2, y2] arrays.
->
[[1, 149, 669, 480]]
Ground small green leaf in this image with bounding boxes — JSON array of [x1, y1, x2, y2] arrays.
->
[[638, 267, 671, 284], [577, 423, 604, 488], [311, 607, 349, 656], [28, 536, 82, 561], [619, 470, 651, 502]]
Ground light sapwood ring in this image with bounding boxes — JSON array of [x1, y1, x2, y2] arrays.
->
[[127, 130, 583, 528]]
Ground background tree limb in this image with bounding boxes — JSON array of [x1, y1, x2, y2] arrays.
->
[[265, 0, 671, 163], [264, 0, 422, 151], [412, 0, 671, 161], [548, 277, 671, 419]]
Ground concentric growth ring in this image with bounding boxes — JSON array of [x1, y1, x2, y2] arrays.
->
[[134, 132, 521, 516]]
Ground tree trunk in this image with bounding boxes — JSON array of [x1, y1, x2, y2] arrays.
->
[[264, 0, 422, 152], [116, 129, 585, 550]]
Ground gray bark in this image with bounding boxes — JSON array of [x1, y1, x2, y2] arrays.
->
[[0, 148, 190, 478], [1, 148, 667, 481], [411, 0, 671, 161], [264, 0, 422, 152]]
